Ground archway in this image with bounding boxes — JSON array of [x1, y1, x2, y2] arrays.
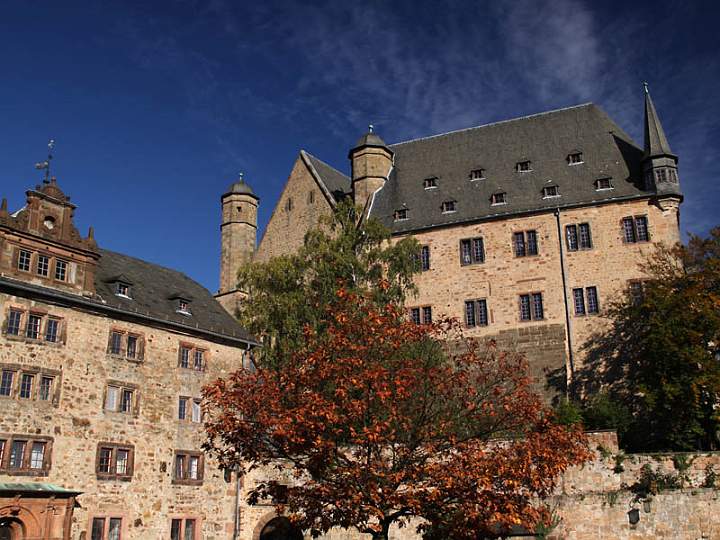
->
[[259, 516, 303, 540], [0, 517, 25, 540]]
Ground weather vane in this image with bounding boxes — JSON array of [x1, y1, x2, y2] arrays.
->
[[642, 81, 649, 94], [34, 139, 55, 183], [368, 124, 374, 133], [238, 172, 244, 181]]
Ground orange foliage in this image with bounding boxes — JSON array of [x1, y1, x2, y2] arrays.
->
[[204, 289, 590, 539]]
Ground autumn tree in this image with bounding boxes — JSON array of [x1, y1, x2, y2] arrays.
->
[[576, 227, 720, 451], [204, 289, 590, 539], [234, 198, 420, 370]]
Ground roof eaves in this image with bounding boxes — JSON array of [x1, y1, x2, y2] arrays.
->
[[300, 150, 339, 206]]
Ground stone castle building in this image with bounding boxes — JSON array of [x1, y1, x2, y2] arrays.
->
[[0, 177, 258, 539], [218, 87, 683, 391]]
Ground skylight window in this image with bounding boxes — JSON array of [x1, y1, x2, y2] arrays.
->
[[441, 201, 457, 213], [469, 169, 485, 180], [595, 178, 613, 191], [542, 185, 560, 198], [423, 177, 438, 189], [516, 161, 532, 173], [567, 152, 584, 165], [491, 192, 507, 206], [394, 208, 409, 221]]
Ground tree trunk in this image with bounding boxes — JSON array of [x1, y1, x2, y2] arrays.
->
[[371, 533, 388, 540]]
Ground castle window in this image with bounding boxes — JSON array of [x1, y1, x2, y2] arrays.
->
[[423, 177, 438, 189], [542, 185, 560, 198], [19, 373, 33, 399], [420, 245, 430, 271], [668, 169, 678, 183], [514, 230, 538, 257], [25, 314, 41, 339], [0, 434, 52, 475], [308, 190, 315, 204], [465, 299, 488, 328], [171, 518, 198, 540], [37, 255, 49, 277], [178, 344, 206, 371], [17, 250, 31, 272], [655, 168, 667, 183], [0, 370, 14, 396], [628, 280, 646, 304], [54, 259, 67, 281], [567, 152, 583, 165], [45, 318, 60, 342], [173, 451, 204, 484], [441, 200, 456, 213], [595, 178, 613, 191], [519, 293, 544, 321], [39, 376, 54, 401], [96, 443, 134, 480], [469, 169, 485, 180], [104, 384, 137, 414], [460, 238, 485, 266], [574, 287, 600, 315], [91, 517, 124, 540], [285, 197, 293, 212], [6, 310, 22, 336], [179, 398, 202, 423], [409, 306, 432, 325], [115, 282, 130, 297], [491, 192, 507, 206], [394, 208, 408, 221], [565, 223, 592, 251], [516, 161, 532, 172], [622, 216, 650, 243], [107, 330, 144, 361]]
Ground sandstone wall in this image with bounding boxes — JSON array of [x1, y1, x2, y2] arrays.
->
[[0, 292, 246, 539]]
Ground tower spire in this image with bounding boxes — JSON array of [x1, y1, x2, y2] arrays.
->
[[643, 83, 674, 159]]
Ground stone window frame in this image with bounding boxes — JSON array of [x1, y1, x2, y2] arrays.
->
[[95, 442, 135, 481], [106, 328, 145, 362], [2, 306, 66, 345], [0, 363, 62, 405], [169, 516, 202, 540], [464, 298, 489, 328], [572, 286, 601, 317], [519, 292, 545, 322], [459, 237, 485, 266], [10, 246, 75, 286], [513, 230, 539, 258], [178, 342, 208, 372], [408, 306, 432, 325], [0, 433, 53, 476], [172, 450, 205, 486], [178, 396, 203, 424], [88, 515, 128, 540], [103, 380, 140, 416], [415, 245, 430, 272], [621, 215, 650, 244], [565, 222, 593, 252]]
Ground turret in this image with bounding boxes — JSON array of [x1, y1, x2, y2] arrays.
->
[[349, 125, 393, 205], [642, 83, 681, 199], [217, 173, 258, 314]]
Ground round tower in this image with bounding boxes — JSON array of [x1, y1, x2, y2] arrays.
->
[[348, 126, 394, 205], [217, 174, 258, 311]]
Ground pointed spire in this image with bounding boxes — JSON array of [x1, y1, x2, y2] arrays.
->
[[1, 198, 7, 212], [643, 83, 675, 159]]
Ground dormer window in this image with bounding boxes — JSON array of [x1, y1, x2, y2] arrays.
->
[[394, 208, 409, 221], [469, 169, 485, 180], [423, 177, 438, 189], [177, 300, 191, 314], [542, 185, 560, 199], [116, 283, 130, 298], [491, 192, 507, 206], [441, 201, 456, 213], [595, 178, 613, 191], [567, 152, 583, 165], [516, 161, 532, 172]]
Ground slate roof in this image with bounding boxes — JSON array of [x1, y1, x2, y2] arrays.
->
[[370, 103, 653, 233], [95, 249, 255, 344], [302, 151, 351, 203], [643, 89, 675, 158]]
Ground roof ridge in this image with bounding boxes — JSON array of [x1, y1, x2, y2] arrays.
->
[[389, 102, 595, 148], [99, 248, 200, 287], [301, 150, 349, 179]]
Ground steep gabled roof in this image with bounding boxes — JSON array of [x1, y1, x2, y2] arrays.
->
[[643, 86, 675, 159], [370, 103, 651, 233], [301, 150, 351, 203]]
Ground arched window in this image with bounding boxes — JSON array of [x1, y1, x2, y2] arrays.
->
[[259, 517, 303, 540]]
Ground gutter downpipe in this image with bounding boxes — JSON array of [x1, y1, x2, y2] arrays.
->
[[233, 467, 241, 540], [554, 207, 575, 397]]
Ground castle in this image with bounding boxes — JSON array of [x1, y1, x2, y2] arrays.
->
[[216, 87, 682, 392], [2, 87, 711, 540]]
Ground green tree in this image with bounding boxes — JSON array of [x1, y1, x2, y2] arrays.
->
[[577, 227, 720, 451], [235, 199, 420, 369]]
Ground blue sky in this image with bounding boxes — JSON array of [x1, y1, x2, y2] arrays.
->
[[1, 0, 718, 292]]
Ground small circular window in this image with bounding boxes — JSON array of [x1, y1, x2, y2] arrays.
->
[[43, 216, 56, 230]]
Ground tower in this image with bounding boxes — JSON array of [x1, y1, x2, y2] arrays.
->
[[642, 83, 681, 200], [349, 125, 394, 206], [216, 173, 258, 314]]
